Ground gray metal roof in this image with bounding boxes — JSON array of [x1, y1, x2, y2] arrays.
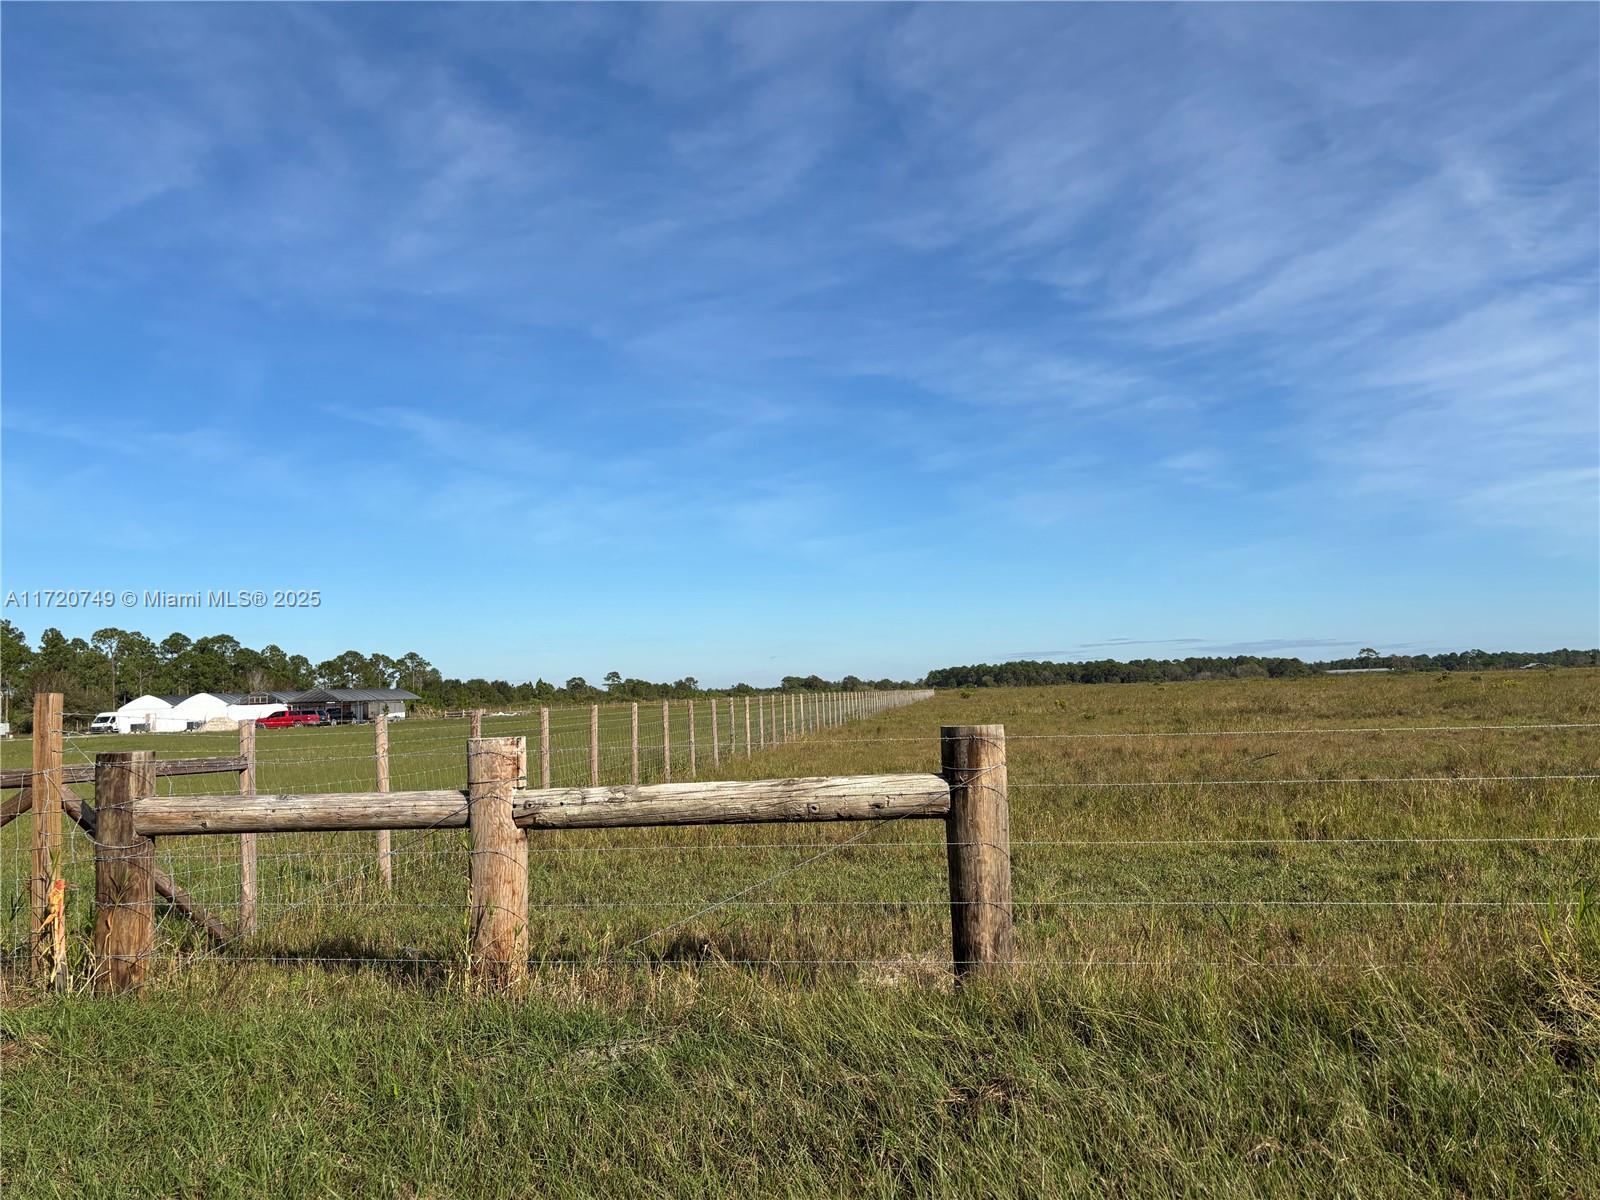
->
[[295, 687, 421, 703]]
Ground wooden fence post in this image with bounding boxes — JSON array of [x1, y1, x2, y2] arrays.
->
[[630, 703, 640, 785], [710, 697, 720, 768], [589, 704, 600, 787], [467, 736, 528, 989], [662, 700, 672, 783], [470, 709, 484, 740], [539, 706, 551, 789], [239, 721, 259, 933], [688, 699, 697, 779], [940, 725, 1014, 977], [374, 714, 392, 890], [93, 751, 155, 994], [758, 696, 766, 748], [744, 697, 752, 757], [31, 692, 64, 986]]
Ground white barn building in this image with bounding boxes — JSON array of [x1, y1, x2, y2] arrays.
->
[[113, 694, 186, 733], [168, 692, 236, 728], [170, 692, 288, 729]]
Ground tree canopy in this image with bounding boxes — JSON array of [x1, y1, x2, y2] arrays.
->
[[0, 621, 918, 728]]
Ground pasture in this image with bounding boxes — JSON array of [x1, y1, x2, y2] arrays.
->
[[3, 670, 1597, 1197]]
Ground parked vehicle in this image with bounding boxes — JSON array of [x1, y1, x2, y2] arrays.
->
[[255, 711, 325, 729], [89, 713, 119, 734]]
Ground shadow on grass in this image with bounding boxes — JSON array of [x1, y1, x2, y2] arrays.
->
[[208, 933, 460, 986]]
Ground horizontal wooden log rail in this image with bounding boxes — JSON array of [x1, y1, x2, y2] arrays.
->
[[0, 754, 248, 791], [73, 722, 1011, 993], [137, 789, 467, 835], [128, 773, 950, 836], [515, 773, 949, 829]]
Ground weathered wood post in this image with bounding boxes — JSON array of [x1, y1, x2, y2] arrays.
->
[[710, 698, 721, 768], [93, 751, 156, 994], [688, 699, 697, 779], [940, 725, 1014, 977], [661, 700, 672, 783], [758, 696, 766, 748], [467, 736, 528, 989], [630, 702, 640, 784], [589, 704, 600, 787], [239, 720, 259, 932], [470, 708, 484, 740], [539, 706, 551, 788], [31, 692, 64, 986], [744, 697, 752, 757], [374, 713, 392, 889]]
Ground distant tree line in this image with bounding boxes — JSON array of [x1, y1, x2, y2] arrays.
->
[[924, 647, 1598, 689], [0, 621, 919, 729], [6, 620, 1589, 730]]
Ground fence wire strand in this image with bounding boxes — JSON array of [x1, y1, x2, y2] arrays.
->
[[3, 690, 1595, 983]]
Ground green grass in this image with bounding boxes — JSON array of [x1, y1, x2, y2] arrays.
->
[[2, 672, 1597, 1196]]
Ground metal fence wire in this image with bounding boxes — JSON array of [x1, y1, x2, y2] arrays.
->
[[2, 695, 1595, 986]]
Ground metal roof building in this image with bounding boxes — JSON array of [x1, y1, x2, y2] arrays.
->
[[289, 687, 420, 722], [241, 690, 304, 705]]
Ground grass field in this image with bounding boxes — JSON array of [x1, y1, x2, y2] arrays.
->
[[2, 671, 1597, 1197]]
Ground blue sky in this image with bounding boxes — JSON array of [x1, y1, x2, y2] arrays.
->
[[3, 3, 1596, 685]]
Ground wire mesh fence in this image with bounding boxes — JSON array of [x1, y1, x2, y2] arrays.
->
[[2, 689, 1596, 987]]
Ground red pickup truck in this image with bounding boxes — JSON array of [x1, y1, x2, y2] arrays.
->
[[255, 711, 326, 729]]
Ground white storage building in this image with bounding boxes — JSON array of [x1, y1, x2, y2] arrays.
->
[[113, 694, 187, 734], [168, 692, 237, 728], [170, 692, 288, 730]]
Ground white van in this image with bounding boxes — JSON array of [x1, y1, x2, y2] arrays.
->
[[89, 712, 119, 734]]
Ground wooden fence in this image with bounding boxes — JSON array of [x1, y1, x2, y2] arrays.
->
[[2, 693, 252, 989], [5, 690, 930, 970], [8, 700, 1008, 992]]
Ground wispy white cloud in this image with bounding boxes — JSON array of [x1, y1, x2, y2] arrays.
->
[[4, 3, 1594, 562], [1007, 637, 1365, 661], [327, 407, 553, 475]]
